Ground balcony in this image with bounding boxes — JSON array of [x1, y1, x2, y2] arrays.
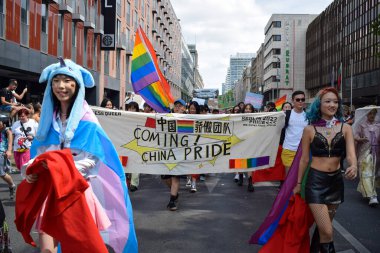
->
[[94, 14, 104, 35], [59, 0, 73, 14], [42, 0, 59, 4], [71, 0, 85, 22], [84, 4, 95, 29]]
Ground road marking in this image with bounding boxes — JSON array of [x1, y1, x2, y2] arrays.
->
[[333, 220, 371, 253], [337, 250, 355, 253]]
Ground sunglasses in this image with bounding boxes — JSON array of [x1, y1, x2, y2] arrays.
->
[[295, 98, 305, 102]]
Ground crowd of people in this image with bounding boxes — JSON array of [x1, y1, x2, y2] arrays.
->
[[0, 59, 378, 253]]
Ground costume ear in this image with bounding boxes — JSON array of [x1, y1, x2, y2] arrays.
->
[[79, 66, 95, 88], [39, 63, 59, 83]]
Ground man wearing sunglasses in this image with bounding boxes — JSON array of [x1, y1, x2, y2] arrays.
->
[[281, 90, 308, 174]]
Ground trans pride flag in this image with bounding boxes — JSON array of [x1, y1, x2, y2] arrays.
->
[[131, 27, 174, 112]]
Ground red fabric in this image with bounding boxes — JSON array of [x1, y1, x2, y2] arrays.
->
[[15, 149, 108, 253], [259, 195, 314, 253], [253, 146, 286, 182]]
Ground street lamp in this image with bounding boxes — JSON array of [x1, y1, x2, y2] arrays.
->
[[273, 56, 280, 101]]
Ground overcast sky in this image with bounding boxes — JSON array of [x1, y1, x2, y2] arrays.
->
[[170, 0, 333, 91]]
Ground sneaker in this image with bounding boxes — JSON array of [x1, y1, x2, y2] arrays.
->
[[186, 177, 191, 187], [9, 185, 16, 200], [190, 182, 197, 193], [234, 174, 239, 182], [167, 195, 178, 211], [129, 185, 138, 192], [369, 196, 379, 207], [167, 200, 177, 211]]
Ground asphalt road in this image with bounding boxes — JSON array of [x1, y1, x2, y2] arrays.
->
[[1, 172, 379, 253]]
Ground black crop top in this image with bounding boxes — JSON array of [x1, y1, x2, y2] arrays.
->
[[310, 123, 346, 157]]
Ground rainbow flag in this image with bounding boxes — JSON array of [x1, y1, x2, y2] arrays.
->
[[275, 95, 287, 111], [131, 27, 174, 112], [177, 120, 194, 133]]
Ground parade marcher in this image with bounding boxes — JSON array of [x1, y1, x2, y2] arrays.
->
[[342, 105, 354, 125], [11, 108, 38, 171], [127, 101, 141, 192], [32, 103, 42, 123], [281, 90, 308, 174], [0, 117, 16, 200], [100, 98, 113, 109], [294, 87, 357, 253], [242, 103, 256, 191], [231, 105, 244, 183], [0, 79, 27, 118], [281, 102, 292, 111], [16, 58, 137, 252], [188, 101, 201, 192], [238, 101, 245, 112], [353, 106, 380, 207], [162, 98, 186, 211]]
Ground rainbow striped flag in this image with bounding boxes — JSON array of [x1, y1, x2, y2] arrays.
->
[[229, 156, 270, 169], [275, 95, 287, 111], [131, 27, 174, 112], [177, 120, 194, 133]]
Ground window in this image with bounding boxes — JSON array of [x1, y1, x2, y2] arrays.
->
[[273, 35, 281, 41], [125, 1, 131, 25], [21, 0, 29, 24], [58, 14, 63, 40], [273, 21, 281, 28], [72, 22, 77, 47], [0, 0, 4, 14], [41, 4, 48, 33]]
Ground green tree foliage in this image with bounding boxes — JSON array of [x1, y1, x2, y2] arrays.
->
[[371, 14, 380, 57]]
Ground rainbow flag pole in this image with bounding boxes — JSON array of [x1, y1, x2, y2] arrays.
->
[[131, 27, 174, 112], [274, 95, 287, 111]]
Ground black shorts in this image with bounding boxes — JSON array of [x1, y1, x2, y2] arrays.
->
[[305, 167, 344, 205]]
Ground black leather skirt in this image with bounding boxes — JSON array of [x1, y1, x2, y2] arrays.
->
[[305, 167, 344, 205]]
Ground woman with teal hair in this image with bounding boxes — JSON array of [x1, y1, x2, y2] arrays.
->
[[294, 87, 357, 253]]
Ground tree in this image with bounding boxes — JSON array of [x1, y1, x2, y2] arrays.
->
[[371, 14, 380, 57]]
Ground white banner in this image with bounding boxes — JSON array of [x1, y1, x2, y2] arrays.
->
[[92, 107, 285, 175]]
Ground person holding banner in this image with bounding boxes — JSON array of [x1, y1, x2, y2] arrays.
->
[[162, 98, 186, 211], [18, 58, 137, 252], [188, 101, 201, 192], [127, 101, 142, 192], [294, 87, 357, 253]]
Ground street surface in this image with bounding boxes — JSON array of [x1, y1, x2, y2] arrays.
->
[[1, 172, 379, 253]]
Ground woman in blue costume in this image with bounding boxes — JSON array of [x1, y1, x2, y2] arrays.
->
[[25, 58, 137, 253], [293, 87, 357, 253]]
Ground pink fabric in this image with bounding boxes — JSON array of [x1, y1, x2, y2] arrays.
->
[[14, 150, 30, 170], [84, 184, 112, 230]]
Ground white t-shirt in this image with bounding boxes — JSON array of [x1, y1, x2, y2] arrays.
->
[[11, 119, 39, 152], [282, 109, 308, 151]]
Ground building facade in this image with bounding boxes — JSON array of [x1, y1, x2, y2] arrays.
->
[[306, 0, 380, 106], [263, 14, 317, 102], [180, 38, 194, 101], [0, 0, 186, 109], [251, 43, 264, 94], [223, 53, 255, 94]]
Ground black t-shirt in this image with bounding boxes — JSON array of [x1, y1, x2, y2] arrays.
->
[[0, 88, 14, 105]]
